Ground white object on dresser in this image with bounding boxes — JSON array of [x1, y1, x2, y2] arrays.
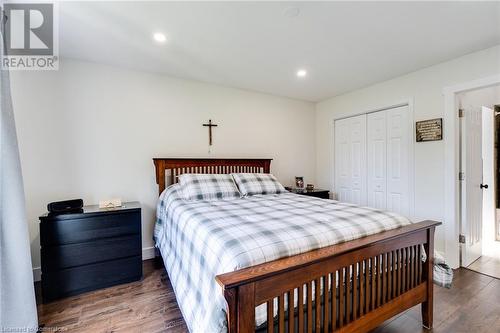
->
[[99, 198, 122, 209]]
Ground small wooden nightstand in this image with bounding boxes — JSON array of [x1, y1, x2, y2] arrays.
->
[[288, 188, 330, 199], [39, 202, 142, 303]]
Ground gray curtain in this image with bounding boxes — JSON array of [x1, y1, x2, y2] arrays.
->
[[0, 7, 38, 332]]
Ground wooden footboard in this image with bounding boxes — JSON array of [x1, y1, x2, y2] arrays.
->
[[216, 220, 440, 333]]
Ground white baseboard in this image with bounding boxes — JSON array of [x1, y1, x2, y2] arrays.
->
[[142, 246, 156, 260], [33, 267, 41, 282], [32, 246, 157, 282]]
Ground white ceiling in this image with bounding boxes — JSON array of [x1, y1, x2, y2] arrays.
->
[[59, 1, 500, 102]]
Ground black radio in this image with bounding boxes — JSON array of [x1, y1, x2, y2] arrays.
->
[[47, 199, 83, 215]]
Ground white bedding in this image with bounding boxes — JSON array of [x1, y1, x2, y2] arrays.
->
[[154, 184, 411, 333]]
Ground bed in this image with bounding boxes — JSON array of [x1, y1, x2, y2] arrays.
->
[[153, 158, 440, 333]]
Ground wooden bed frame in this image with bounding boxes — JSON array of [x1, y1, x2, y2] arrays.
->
[[153, 158, 440, 333]]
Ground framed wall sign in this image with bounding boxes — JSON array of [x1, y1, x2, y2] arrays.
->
[[416, 118, 443, 142]]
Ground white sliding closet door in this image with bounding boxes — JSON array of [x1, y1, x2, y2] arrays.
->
[[386, 106, 410, 216], [334, 114, 367, 205], [367, 111, 387, 209], [338, 105, 411, 216], [335, 118, 351, 202]]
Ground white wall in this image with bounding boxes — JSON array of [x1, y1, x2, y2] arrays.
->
[[10, 59, 316, 279], [458, 85, 500, 109], [11, 45, 500, 277], [315, 45, 500, 255]]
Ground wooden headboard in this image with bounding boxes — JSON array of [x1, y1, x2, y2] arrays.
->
[[153, 158, 272, 195]]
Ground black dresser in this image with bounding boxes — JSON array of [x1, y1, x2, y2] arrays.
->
[[39, 202, 142, 303]]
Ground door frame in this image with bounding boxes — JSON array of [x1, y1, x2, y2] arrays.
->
[[331, 99, 415, 219], [443, 74, 500, 269]]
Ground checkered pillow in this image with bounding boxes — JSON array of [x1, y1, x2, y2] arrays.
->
[[231, 173, 287, 196], [179, 174, 241, 200]]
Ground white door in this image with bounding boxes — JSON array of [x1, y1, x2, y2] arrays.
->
[[350, 115, 367, 205], [335, 114, 367, 205], [461, 107, 483, 267], [481, 107, 496, 256], [367, 106, 411, 215], [335, 118, 352, 202], [386, 106, 410, 216], [367, 111, 387, 209]]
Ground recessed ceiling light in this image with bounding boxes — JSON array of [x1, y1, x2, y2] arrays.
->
[[284, 7, 300, 18], [296, 69, 307, 78], [153, 32, 167, 43]]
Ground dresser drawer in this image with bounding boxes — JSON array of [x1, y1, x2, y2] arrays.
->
[[41, 235, 141, 272], [40, 211, 140, 246], [42, 255, 142, 302]]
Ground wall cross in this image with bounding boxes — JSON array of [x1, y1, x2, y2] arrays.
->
[[202, 119, 218, 146]]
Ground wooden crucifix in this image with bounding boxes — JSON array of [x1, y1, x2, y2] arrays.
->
[[203, 119, 218, 146]]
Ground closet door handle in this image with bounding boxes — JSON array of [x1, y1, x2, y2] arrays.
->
[[480, 184, 489, 189]]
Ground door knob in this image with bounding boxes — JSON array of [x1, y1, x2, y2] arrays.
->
[[480, 184, 489, 189]]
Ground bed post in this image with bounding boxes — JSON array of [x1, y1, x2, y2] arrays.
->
[[263, 160, 271, 173], [237, 284, 255, 333], [421, 227, 435, 329], [225, 284, 255, 333], [224, 289, 238, 333], [153, 159, 166, 195]]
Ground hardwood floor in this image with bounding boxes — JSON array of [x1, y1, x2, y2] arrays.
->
[[372, 268, 500, 333], [467, 255, 500, 279], [36, 260, 187, 333], [36, 260, 499, 333]]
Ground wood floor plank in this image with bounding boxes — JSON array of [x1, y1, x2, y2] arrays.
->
[[36, 260, 499, 333], [467, 256, 500, 279], [37, 260, 187, 333]]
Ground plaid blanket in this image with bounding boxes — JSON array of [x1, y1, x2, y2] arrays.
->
[[154, 184, 412, 333]]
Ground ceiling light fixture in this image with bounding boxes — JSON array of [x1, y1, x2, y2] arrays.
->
[[153, 32, 167, 43], [296, 69, 307, 78], [284, 7, 300, 18]]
